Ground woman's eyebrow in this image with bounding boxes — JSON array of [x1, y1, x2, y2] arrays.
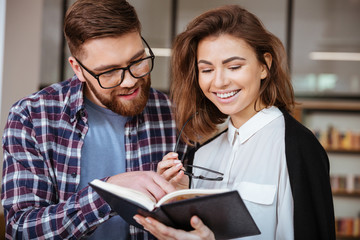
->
[[222, 56, 246, 64], [198, 56, 246, 65], [198, 59, 212, 65]]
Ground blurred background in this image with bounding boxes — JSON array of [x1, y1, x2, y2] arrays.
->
[[0, 0, 360, 239]]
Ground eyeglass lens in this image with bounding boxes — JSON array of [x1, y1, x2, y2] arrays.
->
[[98, 57, 153, 88]]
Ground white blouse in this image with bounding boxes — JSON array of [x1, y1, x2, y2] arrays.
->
[[192, 106, 294, 240]]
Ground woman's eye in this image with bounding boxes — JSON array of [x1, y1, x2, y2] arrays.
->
[[229, 65, 241, 70], [201, 69, 213, 73]]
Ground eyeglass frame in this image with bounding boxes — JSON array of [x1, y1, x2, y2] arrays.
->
[[75, 36, 155, 89], [174, 112, 224, 181]]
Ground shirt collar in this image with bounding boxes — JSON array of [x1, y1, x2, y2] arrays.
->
[[227, 106, 283, 146], [69, 75, 86, 122]]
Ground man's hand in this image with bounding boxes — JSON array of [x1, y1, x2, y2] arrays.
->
[[133, 215, 215, 240], [107, 171, 176, 202]]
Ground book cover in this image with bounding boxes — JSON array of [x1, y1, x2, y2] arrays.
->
[[89, 179, 260, 239]]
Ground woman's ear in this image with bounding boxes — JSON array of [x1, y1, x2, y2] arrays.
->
[[68, 56, 86, 82], [260, 53, 272, 79]]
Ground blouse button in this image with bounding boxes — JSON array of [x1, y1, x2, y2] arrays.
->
[[71, 172, 77, 178]]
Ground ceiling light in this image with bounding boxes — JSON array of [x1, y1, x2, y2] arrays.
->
[[309, 52, 360, 61], [150, 48, 172, 57]]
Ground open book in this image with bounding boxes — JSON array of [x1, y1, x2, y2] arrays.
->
[[89, 179, 260, 239]]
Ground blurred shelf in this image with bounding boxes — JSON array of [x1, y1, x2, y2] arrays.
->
[[336, 234, 360, 240], [293, 99, 360, 122], [333, 191, 360, 197], [296, 99, 360, 111], [326, 149, 360, 154]]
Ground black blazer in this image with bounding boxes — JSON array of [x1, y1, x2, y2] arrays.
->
[[282, 108, 335, 240]]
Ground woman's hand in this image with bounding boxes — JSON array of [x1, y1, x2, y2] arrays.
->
[[157, 152, 189, 190], [133, 215, 215, 240]]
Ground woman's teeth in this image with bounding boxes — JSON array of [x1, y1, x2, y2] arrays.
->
[[216, 90, 239, 99]]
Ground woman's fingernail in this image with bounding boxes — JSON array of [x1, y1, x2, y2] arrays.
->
[[174, 160, 181, 164], [171, 153, 178, 157], [133, 216, 140, 223]]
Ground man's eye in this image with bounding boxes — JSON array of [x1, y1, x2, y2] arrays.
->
[[132, 60, 143, 66], [102, 69, 120, 77]]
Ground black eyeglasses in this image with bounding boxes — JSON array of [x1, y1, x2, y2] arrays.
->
[[174, 112, 224, 181], [75, 37, 155, 89]]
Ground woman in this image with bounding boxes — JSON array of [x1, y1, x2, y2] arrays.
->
[[135, 5, 335, 239]]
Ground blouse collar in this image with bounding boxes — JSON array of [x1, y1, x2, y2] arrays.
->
[[227, 106, 283, 147]]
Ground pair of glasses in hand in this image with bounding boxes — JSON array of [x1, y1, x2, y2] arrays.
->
[[182, 164, 224, 181], [174, 112, 224, 181]]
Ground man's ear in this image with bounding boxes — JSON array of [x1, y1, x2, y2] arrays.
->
[[260, 52, 272, 80], [69, 56, 86, 82]]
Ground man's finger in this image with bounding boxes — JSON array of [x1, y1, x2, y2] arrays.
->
[[152, 173, 176, 194]]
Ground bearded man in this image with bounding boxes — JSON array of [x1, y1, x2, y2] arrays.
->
[[1, 0, 186, 239]]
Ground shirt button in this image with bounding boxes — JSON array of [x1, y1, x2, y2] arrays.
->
[[77, 132, 82, 139], [71, 172, 77, 178], [99, 211, 106, 218], [80, 110, 86, 117]]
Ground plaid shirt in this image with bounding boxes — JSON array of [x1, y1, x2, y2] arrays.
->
[[1, 76, 185, 239]]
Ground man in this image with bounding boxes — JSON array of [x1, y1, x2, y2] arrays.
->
[[1, 0, 186, 239]]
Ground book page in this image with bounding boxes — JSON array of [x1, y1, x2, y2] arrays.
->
[[155, 188, 229, 207], [90, 179, 156, 211]]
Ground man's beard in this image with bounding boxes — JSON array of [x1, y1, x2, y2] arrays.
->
[[86, 76, 151, 116]]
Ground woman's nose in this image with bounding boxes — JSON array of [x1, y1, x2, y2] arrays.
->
[[213, 68, 230, 88]]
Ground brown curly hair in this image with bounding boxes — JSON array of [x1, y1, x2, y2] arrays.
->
[[170, 5, 294, 145]]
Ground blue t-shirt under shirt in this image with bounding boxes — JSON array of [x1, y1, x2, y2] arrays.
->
[[79, 97, 129, 239]]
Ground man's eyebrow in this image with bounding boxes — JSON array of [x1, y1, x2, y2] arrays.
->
[[93, 49, 145, 72]]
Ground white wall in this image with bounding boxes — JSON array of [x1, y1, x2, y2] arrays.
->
[[0, 1, 44, 205], [1, 0, 44, 134], [0, 0, 6, 117]]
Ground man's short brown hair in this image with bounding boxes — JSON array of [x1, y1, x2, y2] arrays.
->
[[64, 0, 141, 58]]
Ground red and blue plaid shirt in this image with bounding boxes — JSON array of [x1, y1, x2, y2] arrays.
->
[[1, 76, 185, 239]]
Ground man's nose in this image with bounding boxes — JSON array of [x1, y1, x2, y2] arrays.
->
[[120, 70, 137, 88]]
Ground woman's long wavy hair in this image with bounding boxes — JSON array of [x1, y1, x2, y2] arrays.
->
[[170, 5, 295, 145]]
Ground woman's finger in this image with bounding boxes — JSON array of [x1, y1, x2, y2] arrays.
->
[[160, 161, 183, 180], [157, 152, 179, 174], [190, 216, 215, 240]]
